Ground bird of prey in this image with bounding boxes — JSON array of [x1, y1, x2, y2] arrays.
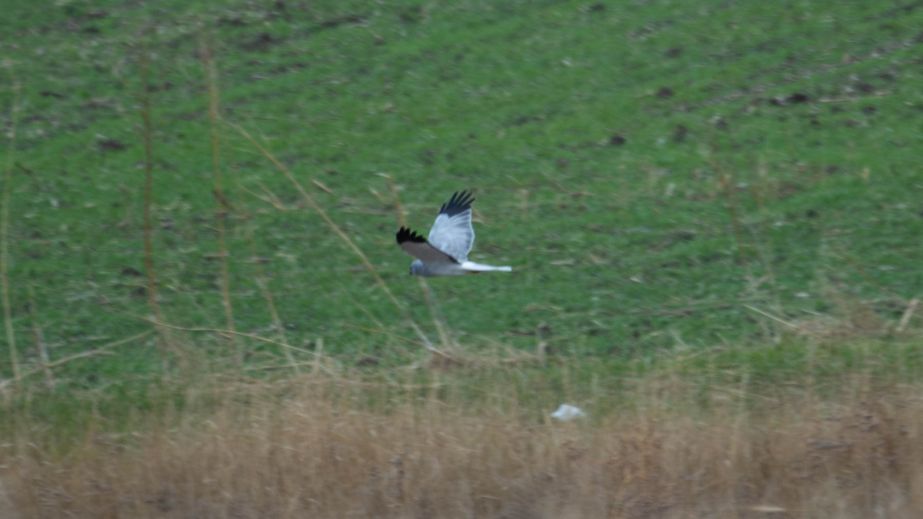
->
[[396, 190, 512, 277]]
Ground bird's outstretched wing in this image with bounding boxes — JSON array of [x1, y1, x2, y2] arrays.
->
[[396, 226, 459, 264], [427, 190, 475, 261]]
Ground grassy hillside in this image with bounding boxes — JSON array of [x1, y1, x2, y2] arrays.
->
[[2, 2, 923, 516], [1, 0, 922, 386]]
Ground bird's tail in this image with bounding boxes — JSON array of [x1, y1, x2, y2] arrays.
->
[[460, 261, 513, 273]]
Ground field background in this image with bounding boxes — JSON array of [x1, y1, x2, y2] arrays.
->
[[1, 0, 923, 517]]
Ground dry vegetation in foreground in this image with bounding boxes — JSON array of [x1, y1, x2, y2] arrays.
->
[[3, 371, 923, 519]]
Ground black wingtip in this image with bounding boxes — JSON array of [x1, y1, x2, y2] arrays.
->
[[396, 226, 426, 245], [438, 190, 475, 216]]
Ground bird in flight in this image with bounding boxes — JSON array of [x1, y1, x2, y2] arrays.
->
[[396, 190, 513, 276]]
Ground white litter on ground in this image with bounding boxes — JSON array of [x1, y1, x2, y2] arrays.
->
[[550, 404, 586, 421]]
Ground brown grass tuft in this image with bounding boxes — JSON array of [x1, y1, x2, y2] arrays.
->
[[4, 373, 923, 518]]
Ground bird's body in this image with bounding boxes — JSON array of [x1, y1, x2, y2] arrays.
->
[[409, 258, 512, 277], [396, 191, 512, 277]]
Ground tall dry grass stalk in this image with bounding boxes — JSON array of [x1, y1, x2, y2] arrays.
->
[[136, 46, 176, 364], [5, 373, 923, 518], [705, 150, 750, 266], [200, 39, 240, 365], [245, 225, 299, 373], [26, 286, 53, 390], [717, 170, 749, 265], [1, 60, 21, 383], [0, 331, 152, 391], [230, 123, 436, 351], [383, 175, 453, 350]]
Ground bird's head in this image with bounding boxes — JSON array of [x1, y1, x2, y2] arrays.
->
[[409, 260, 425, 276]]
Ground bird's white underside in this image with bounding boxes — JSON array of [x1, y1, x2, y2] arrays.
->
[[410, 259, 512, 277]]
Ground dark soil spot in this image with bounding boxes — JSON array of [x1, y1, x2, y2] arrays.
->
[[217, 15, 247, 27], [664, 47, 683, 58], [878, 71, 897, 82], [609, 134, 627, 146], [512, 114, 541, 126], [856, 82, 875, 94], [398, 6, 424, 24], [146, 81, 174, 93], [97, 138, 126, 152], [656, 87, 674, 98], [656, 230, 697, 250], [318, 14, 367, 30], [355, 356, 380, 367], [419, 149, 436, 165], [537, 322, 553, 338], [777, 181, 801, 198], [242, 32, 279, 52], [768, 92, 811, 106], [672, 124, 688, 143], [121, 267, 143, 277]]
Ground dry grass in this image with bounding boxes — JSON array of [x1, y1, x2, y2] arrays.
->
[[4, 371, 923, 519], [2, 60, 22, 383]]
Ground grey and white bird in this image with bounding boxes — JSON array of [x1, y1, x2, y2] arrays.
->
[[396, 191, 512, 277]]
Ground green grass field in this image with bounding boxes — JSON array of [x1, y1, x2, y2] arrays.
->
[[2, 2, 923, 516], [2, 0, 923, 428]]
